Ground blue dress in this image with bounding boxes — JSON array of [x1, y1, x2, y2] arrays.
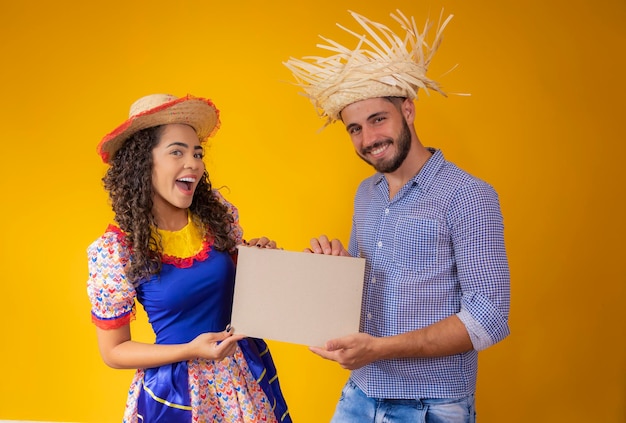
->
[[87, 201, 291, 422]]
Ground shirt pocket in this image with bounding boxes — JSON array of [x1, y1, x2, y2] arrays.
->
[[392, 217, 439, 273]]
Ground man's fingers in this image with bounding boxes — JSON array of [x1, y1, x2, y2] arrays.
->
[[330, 239, 346, 256], [310, 235, 340, 255], [319, 235, 333, 254], [309, 238, 323, 253], [309, 346, 335, 361]]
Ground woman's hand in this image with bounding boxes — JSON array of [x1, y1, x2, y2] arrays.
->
[[187, 329, 245, 361], [244, 236, 278, 249]]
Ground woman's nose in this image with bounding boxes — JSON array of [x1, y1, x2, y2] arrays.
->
[[184, 155, 198, 170]]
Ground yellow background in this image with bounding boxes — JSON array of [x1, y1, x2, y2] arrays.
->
[[1, 0, 624, 422]]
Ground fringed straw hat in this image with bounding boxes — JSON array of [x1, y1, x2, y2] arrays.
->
[[97, 93, 221, 164], [284, 10, 453, 127]]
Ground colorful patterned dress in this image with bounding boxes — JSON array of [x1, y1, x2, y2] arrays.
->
[[87, 192, 291, 423]]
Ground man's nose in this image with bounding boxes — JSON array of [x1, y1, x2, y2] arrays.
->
[[361, 126, 378, 146]]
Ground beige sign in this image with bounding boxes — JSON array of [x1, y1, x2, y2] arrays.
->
[[231, 246, 366, 347]]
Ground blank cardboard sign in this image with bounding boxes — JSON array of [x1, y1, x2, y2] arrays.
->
[[231, 246, 365, 347]]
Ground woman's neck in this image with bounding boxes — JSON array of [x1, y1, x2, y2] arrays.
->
[[153, 207, 189, 231]]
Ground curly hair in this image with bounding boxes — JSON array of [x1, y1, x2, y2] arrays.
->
[[102, 125, 236, 284]]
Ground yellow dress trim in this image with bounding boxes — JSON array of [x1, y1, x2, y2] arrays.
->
[[141, 380, 193, 411], [256, 368, 267, 384], [153, 212, 205, 258]]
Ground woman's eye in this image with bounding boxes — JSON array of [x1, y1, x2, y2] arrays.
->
[[194, 152, 204, 159]]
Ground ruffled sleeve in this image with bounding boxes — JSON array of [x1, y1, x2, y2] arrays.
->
[[86, 225, 136, 329], [213, 189, 244, 251]]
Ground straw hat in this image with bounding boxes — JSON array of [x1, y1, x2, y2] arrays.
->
[[284, 10, 453, 127], [97, 93, 221, 164]]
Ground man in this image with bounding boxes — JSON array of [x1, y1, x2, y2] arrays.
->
[[284, 10, 510, 423]]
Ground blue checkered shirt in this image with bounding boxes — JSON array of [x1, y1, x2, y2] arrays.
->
[[349, 148, 510, 399]]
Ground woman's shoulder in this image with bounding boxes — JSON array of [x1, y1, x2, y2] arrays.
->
[[87, 224, 131, 261], [211, 189, 240, 220], [212, 189, 235, 207]]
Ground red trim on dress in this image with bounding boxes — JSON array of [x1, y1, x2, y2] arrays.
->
[[91, 310, 135, 330], [161, 238, 214, 268], [106, 224, 214, 268]]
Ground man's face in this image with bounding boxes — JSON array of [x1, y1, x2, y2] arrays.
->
[[341, 97, 411, 173]]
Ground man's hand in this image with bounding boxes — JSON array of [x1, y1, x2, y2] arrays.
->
[[309, 333, 380, 370], [304, 235, 351, 256]]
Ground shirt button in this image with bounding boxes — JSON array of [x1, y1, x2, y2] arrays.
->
[[372, 277, 376, 284], [377, 241, 382, 248], [385, 208, 389, 214], [367, 313, 372, 319]]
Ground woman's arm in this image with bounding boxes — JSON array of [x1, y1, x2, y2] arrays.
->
[[96, 325, 244, 369]]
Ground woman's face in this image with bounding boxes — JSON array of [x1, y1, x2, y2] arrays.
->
[[150, 124, 205, 219]]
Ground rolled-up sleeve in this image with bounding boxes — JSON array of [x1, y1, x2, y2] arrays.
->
[[450, 181, 511, 350]]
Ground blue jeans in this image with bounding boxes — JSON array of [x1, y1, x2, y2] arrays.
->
[[330, 380, 476, 423]]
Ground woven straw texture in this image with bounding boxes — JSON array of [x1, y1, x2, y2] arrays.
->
[[284, 10, 452, 126], [98, 94, 220, 164]]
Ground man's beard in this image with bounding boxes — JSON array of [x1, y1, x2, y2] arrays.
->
[[358, 119, 411, 173]]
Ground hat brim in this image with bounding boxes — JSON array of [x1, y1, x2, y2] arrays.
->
[[97, 95, 220, 164]]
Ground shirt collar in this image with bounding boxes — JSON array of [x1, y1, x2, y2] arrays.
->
[[411, 147, 444, 193]]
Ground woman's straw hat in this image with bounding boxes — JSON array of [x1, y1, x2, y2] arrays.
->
[[97, 93, 220, 164]]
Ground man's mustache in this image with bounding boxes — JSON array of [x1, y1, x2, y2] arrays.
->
[[362, 139, 392, 155]]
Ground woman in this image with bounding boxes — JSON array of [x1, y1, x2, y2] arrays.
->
[[87, 93, 291, 422]]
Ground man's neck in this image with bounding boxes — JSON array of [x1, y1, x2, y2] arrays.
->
[[384, 146, 433, 199]]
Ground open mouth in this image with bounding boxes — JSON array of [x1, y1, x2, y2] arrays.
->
[[176, 177, 196, 192]]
